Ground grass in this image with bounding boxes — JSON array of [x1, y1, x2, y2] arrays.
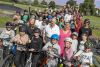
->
[[83, 16, 100, 38], [0, 16, 12, 28], [0, 1, 46, 11]]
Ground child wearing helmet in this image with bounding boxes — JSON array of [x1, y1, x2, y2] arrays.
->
[[43, 34, 61, 67], [63, 37, 74, 67], [0, 22, 15, 58], [10, 26, 30, 67], [28, 28, 43, 67], [71, 32, 78, 54]]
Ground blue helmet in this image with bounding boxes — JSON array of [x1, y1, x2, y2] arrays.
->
[[11, 44, 17, 55], [51, 34, 59, 40]]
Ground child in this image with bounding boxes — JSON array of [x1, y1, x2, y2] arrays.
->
[[10, 26, 30, 67], [28, 28, 43, 67], [74, 33, 88, 56], [63, 37, 73, 67], [79, 44, 93, 67], [71, 32, 78, 54], [43, 34, 61, 67], [0, 22, 15, 59]]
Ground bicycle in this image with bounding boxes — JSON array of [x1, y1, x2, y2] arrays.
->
[[25, 49, 46, 67], [0, 44, 17, 67]]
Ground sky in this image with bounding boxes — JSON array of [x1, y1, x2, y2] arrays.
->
[[54, 0, 100, 8]]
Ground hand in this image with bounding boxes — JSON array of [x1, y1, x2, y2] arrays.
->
[[29, 49, 35, 51]]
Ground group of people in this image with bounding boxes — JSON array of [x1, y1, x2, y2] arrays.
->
[[0, 4, 95, 67]]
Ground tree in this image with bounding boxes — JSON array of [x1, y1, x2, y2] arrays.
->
[[66, 0, 76, 7], [49, 1, 56, 9], [33, 0, 39, 5], [79, 0, 95, 15], [41, 0, 47, 5]]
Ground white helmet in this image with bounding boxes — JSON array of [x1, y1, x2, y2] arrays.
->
[[64, 37, 72, 43], [72, 32, 78, 37]]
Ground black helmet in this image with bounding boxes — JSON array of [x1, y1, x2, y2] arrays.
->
[[33, 28, 41, 33], [6, 22, 12, 27], [19, 26, 26, 32]]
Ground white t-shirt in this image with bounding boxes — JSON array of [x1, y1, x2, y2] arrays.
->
[[64, 14, 72, 22], [45, 24, 60, 38], [71, 39, 78, 53], [35, 20, 43, 29], [80, 52, 93, 67]]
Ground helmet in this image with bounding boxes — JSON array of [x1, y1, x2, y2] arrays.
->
[[33, 28, 41, 33], [11, 44, 17, 55], [64, 37, 72, 43], [72, 32, 78, 37], [51, 34, 59, 40], [19, 26, 26, 32], [6, 22, 12, 27]]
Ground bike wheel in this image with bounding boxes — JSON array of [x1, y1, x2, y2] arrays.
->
[[1, 54, 14, 67]]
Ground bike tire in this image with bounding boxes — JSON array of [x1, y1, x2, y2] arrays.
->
[[0, 54, 14, 67]]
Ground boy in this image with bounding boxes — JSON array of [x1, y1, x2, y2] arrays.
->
[[0, 22, 15, 58], [28, 28, 43, 67], [79, 45, 93, 67], [43, 34, 61, 67], [63, 37, 73, 67], [71, 32, 78, 54]]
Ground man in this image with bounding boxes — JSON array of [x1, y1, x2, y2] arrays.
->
[[44, 18, 60, 42]]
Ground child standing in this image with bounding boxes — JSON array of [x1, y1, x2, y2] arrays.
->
[[63, 37, 73, 67], [71, 32, 78, 54]]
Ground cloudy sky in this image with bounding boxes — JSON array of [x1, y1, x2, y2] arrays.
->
[[54, 0, 100, 8]]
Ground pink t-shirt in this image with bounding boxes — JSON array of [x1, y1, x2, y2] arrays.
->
[[58, 29, 71, 56]]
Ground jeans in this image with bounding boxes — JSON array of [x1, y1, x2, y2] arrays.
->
[[14, 50, 27, 67], [31, 53, 40, 67]]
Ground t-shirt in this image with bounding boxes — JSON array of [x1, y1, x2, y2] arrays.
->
[[80, 52, 93, 67], [71, 39, 78, 53], [29, 36, 43, 50], [79, 27, 92, 36], [45, 24, 60, 38]]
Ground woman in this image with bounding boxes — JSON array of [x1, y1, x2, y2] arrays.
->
[[58, 22, 71, 56], [79, 19, 92, 37]]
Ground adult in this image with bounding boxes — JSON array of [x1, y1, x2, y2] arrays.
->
[[44, 18, 60, 43], [26, 18, 37, 39], [58, 22, 71, 56], [79, 19, 92, 37]]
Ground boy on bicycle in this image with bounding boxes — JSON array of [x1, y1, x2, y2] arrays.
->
[[28, 28, 43, 67], [43, 34, 61, 67], [0, 22, 15, 59]]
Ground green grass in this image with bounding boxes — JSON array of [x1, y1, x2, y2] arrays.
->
[[0, 1, 46, 11], [83, 16, 100, 38], [0, 16, 12, 28]]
